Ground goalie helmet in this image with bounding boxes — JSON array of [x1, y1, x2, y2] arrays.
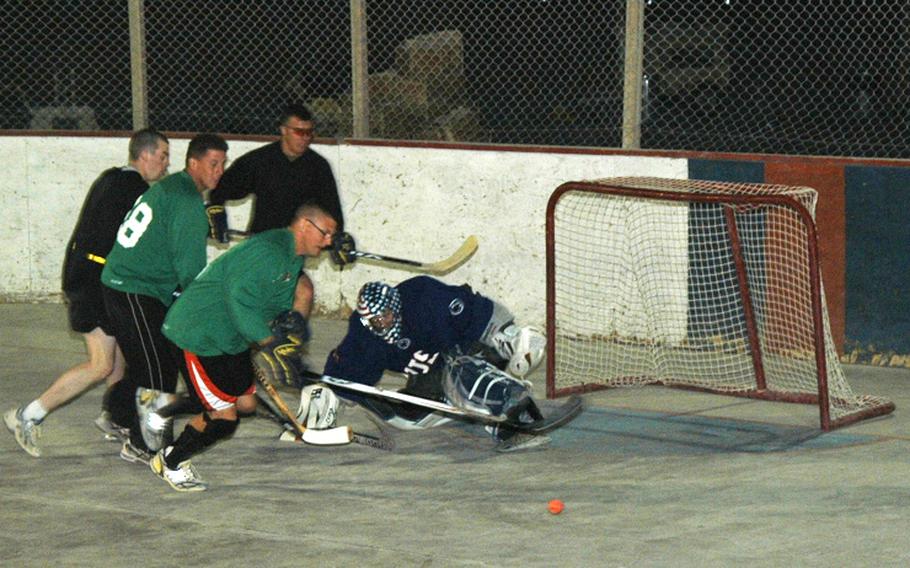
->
[[296, 385, 339, 429], [356, 281, 403, 344]]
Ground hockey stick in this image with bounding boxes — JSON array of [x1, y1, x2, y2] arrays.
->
[[262, 407, 395, 451], [255, 373, 353, 445], [226, 230, 478, 275], [318, 374, 491, 420], [312, 373, 583, 433], [348, 236, 478, 275]]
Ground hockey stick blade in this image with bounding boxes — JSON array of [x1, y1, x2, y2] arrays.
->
[[254, 368, 353, 445], [262, 403, 390, 450], [279, 428, 393, 450], [350, 235, 478, 275]]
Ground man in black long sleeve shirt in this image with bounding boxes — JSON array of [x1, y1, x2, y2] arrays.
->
[[206, 102, 344, 236], [4, 129, 170, 457]]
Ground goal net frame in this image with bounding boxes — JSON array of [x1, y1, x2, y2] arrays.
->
[[545, 177, 894, 431]]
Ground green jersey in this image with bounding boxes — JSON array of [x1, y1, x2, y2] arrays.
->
[[101, 171, 208, 306], [162, 229, 304, 356]]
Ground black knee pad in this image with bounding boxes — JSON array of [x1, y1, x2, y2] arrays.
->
[[202, 413, 239, 441]]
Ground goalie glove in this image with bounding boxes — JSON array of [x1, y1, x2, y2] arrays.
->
[[329, 231, 357, 267], [205, 204, 229, 244], [252, 334, 308, 389], [253, 310, 311, 388]]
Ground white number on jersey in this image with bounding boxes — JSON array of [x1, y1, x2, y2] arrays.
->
[[404, 350, 440, 375], [116, 201, 153, 248]]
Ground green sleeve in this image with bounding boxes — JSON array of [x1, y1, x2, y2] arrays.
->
[[223, 245, 282, 344], [169, 195, 209, 291]]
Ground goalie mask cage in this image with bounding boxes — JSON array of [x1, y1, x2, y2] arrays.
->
[[545, 177, 894, 431]]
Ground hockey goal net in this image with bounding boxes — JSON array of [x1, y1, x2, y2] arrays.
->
[[546, 177, 894, 430]]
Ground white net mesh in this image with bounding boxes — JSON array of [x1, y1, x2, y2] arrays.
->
[[547, 177, 893, 430]]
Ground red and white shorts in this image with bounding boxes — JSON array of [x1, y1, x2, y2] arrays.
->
[[182, 350, 256, 411]]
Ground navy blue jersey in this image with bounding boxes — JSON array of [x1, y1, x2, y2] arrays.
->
[[324, 276, 494, 385]]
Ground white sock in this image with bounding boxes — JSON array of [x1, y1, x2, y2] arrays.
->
[[22, 400, 48, 423]]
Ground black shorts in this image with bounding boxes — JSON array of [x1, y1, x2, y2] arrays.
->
[[181, 350, 255, 411], [65, 282, 112, 334], [102, 286, 181, 392]]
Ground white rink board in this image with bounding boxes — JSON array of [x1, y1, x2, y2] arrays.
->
[[0, 135, 687, 326]]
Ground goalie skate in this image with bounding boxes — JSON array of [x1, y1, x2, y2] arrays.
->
[[504, 395, 583, 434]]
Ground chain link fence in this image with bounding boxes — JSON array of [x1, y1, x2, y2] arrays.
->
[[1, 0, 908, 158], [143, 0, 350, 135], [640, 1, 910, 158], [0, 1, 132, 130]]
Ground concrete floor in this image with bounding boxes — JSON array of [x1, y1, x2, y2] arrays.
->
[[1, 303, 909, 567]]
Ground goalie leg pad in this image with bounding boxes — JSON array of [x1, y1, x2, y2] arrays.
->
[[443, 355, 532, 419], [296, 385, 339, 429], [488, 324, 546, 379], [479, 301, 546, 378]]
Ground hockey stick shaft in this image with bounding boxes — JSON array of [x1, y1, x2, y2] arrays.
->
[[308, 372, 583, 433], [349, 236, 478, 275], [226, 231, 478, 275], [314, 374, 506, 423]]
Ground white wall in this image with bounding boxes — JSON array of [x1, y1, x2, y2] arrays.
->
[[0, 135, 687, 326]]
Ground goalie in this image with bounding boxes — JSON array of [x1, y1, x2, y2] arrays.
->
[[315, 276, 548, 452]]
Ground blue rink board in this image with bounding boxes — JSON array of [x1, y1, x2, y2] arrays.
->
[[548, 406, 877, 456]]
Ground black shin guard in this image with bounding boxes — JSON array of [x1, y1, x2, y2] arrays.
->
[[164, 414, 239, 468]]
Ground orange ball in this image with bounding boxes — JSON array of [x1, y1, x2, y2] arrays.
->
[[547, 499, 564, 514]]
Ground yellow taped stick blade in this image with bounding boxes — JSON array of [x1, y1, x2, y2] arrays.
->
[[423, 235, 479, 275]]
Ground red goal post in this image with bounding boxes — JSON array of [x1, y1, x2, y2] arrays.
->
[[545, 177, 894, 431]]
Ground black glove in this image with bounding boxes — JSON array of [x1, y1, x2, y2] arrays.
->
[[205, 204, 229, 244], [270, 310, 311, 343], [330, 231, 357, 267]]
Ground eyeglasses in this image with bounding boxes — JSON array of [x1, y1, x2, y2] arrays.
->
[[305, 217, 331, 238], [283, 124, 315, 138]]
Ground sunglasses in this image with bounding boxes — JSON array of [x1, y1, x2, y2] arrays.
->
[[283, 124, 315, 137]]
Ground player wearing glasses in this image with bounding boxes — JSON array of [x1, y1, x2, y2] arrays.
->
[[205, 102, 346, 244], [150, 204, 337, 491]]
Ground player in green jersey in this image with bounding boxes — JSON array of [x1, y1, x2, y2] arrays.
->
[[101, 133, 229, 465], [147, 203, 337, 492]]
